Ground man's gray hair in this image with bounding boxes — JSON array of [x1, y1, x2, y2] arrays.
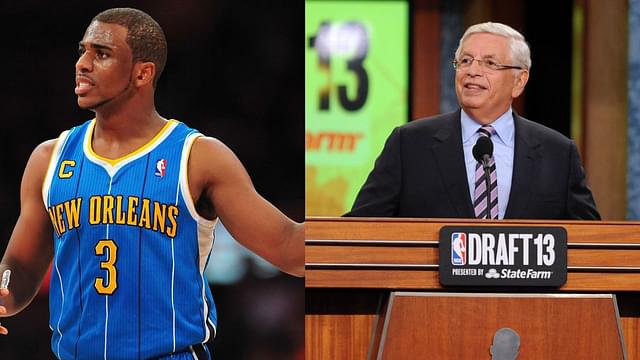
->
[[454, 22, 531, 71]]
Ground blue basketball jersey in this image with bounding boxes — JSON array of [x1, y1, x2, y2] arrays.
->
[[42, 119, 218, 359]]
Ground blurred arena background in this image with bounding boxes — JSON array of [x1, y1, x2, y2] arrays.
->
[[0, 1, 303, 359]]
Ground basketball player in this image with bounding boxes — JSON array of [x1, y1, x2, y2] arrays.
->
[[0, 8, 302, 359]]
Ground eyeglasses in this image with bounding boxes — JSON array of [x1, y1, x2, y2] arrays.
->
[[452, 56, 523, 72]]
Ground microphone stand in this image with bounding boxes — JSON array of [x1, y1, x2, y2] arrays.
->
[[472, 135, 494, 219], [482, 155, 491, 219]]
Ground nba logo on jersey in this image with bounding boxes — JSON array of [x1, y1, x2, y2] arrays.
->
[[451, 232, 467, 265], [155, 159, 167, 177]]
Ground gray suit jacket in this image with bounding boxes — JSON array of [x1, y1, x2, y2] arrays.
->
[[346, 110, 600, 220]]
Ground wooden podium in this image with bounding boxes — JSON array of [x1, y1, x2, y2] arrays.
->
[[305, 217, 640, 359]]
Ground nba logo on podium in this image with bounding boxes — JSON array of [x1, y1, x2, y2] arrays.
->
[[451, 232, 467, 265]]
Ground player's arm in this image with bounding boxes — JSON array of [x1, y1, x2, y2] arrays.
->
[[189, 137, 303, 277], [0, 140, 55, 332]]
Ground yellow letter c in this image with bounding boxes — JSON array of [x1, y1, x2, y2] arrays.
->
[[58, 160, 76, 179]]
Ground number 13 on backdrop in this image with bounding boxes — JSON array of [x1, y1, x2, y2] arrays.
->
[[305, 0, 409, 216]]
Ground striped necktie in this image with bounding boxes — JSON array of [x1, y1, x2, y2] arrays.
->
[[473, 125, 498, 219]]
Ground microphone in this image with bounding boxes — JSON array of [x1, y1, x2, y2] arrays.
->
[[472, 135, 494, 167], [472, 135, 494, 219]]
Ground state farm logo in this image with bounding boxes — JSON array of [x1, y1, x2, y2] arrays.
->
[[485, 268, 500, 279]]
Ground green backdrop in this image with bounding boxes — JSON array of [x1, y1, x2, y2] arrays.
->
[[305, 0, 409, 215]]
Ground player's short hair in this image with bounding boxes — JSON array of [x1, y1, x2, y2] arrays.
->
[[93, 8, 167, 87]]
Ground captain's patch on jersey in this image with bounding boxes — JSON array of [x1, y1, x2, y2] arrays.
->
[[155, 159, 167, 177], [58, 160, 76, 179]]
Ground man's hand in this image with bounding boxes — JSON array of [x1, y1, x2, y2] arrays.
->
[[0, 287, 9, 335]]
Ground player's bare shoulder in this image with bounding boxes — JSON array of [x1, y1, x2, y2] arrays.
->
[[191, 136, 232, 157], [32, 139, 58, 161], [189, 136, 248, 177], [25, 139, 59, 181], [186, 136, 251, 196]]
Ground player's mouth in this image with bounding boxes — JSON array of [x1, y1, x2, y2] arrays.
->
[[75, 75, 95, 95]]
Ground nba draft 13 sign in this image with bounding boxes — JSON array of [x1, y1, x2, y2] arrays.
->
[[439, 226, 568, 287]]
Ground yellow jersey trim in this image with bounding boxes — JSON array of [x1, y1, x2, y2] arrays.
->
[[86, 119, 178, 167]]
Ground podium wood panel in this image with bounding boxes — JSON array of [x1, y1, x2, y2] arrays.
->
[[378, 293, 624, 359], [306, 217, 640, 244], [307, 269, 640, 291], [305, 314, 376, 360], [305, 290, 384, 360], [307, 245, 640, 267], [306, 217, 640, 291], [305, 217, 640, 359]]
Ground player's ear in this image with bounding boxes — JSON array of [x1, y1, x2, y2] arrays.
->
[[133, 61, 156, 87]]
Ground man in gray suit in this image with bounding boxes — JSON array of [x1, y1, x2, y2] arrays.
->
[[346, 22, 600, 220]]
